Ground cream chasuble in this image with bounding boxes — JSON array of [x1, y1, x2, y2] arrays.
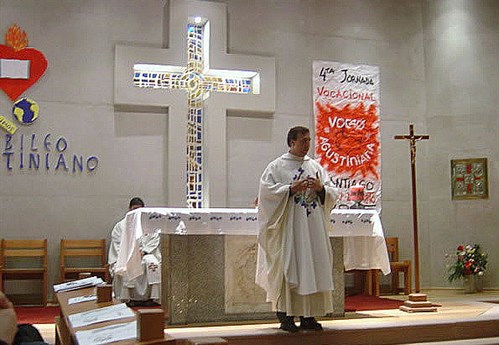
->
[[108, 218, 161, 301], [256, 152, 338, 317]]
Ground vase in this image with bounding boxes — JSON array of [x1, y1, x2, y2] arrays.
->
[[475, 274, 484, 292], [463, 275, 480, 293]]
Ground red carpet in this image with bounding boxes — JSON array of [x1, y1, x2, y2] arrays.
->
[[14, 295, 402, 324], [15, 306, 60, 324], [344, 294, 404, 312]]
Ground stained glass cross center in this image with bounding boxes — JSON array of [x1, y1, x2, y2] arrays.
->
[[114, 0, 275, 208], [133, 19, 259, 208]]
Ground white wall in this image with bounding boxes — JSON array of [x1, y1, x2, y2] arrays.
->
[[0, 0, 497, 301], [421, 0, 498, 289], [223, 0, 497, 289], [0, 0, 169, 297]]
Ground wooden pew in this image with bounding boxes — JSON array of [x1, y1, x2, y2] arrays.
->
[[55, 286, 172, 345]]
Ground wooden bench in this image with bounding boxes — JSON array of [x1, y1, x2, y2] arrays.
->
[[55, 286, 171, 345]]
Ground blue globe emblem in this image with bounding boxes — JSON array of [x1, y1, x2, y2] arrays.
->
[[12, 98, 39, 124]]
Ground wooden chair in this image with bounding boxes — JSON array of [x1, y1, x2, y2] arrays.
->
[[385, 237, 412, 295], [0, 239, 48, 306], [59, 239, 110, 283], [346, 269, 380, 296]]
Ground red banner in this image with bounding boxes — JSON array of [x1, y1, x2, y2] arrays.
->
[[313, 61, 381, 210]]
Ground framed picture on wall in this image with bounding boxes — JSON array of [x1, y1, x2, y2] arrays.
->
[[451, 158, 488, 200]]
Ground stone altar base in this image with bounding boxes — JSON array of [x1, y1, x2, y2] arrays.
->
[[161, 234, 344, 325]]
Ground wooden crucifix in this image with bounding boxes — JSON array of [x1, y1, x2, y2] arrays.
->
[[394, 124, 429, 293]]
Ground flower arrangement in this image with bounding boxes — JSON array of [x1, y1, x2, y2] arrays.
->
[[447, 244, 488, 282]]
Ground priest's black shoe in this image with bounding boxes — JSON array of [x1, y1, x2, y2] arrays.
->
[[277, 312, 299, 333], [299, 317, 323, 331], [280, 319, 299, 333]]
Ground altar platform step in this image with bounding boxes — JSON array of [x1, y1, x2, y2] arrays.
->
[[34, 290, 499, 345], [164, 298, 499, 345]]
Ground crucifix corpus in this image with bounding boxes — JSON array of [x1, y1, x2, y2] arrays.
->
[[394, 123, 429, 293]]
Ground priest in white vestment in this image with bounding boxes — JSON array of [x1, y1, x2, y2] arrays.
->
[[256, 126, 338, 332], [108, 197, 161, 307]]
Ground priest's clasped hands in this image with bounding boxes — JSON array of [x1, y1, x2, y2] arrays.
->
[[290, 175, 323, 195]]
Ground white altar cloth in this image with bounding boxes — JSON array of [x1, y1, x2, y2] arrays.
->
[[331, 209, 391, 275], [115, 207, 390, 280]]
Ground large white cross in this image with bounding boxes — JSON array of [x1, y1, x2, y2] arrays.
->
[[115, 0, 275, 207]]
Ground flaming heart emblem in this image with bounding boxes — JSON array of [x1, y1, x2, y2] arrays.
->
[[0, 24, 48, 101]]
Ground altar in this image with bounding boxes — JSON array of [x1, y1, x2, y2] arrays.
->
[[116, 207, 390, 325]]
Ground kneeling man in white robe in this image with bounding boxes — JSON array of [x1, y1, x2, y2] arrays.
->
[[256, 126, 338, 332], [108, 197, 161, 306]]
